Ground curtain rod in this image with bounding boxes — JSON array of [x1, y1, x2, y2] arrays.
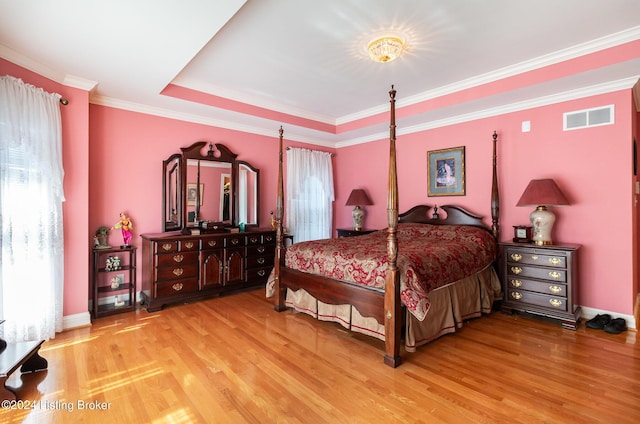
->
[[286, 146, 335, 157], [60, 97, 68, 105]]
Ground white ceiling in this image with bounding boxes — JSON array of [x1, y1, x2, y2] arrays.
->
[[1, 0, 639, 147]]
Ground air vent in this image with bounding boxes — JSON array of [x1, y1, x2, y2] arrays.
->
[[563, 105, 614, 131]]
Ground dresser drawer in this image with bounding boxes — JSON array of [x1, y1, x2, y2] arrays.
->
[[157, 251, 198, 267], [262, 233, 276, 245], [246, 267, 271, 281], [246, 234, 262, 245], [156, 241, 178, 254], [155, 279, 198, 297], [201, 238, 223, 251], [506, 289, 567, 312], [246, 254, 274, 269], [227, 235, 246, 248], [156, 263, 198, 281], [505, 248, 567, 268], [247, 244, 275, 257], [506, 277, 567, 297], [507, 264, 566, 283], [180, 240, 199, 251]]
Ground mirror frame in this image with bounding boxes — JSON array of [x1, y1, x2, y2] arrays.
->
[[162, 141, 260, 232], [235, 160, 260, 227], [162, 153, 182, 231], [181, 142, 237, 230]]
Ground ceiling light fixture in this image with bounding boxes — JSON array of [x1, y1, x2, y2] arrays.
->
[[367, 36, 405, 63]]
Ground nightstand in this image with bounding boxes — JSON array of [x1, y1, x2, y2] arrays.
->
[[336, 228, 376, 238], [500, 242, 582, 330]]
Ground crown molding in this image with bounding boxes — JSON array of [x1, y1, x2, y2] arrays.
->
[[0, 44, 64, 83], [1, 44, 98, 92], [63, 75, 98, 91], [90, 95, 335, 147], [335, 77, 639, 149]]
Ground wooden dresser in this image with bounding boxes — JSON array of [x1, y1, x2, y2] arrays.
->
[[500, 242, 581, 329], [141, 229, 275, 311]]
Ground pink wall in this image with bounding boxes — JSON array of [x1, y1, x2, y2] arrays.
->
[[335, 90, 636, 315], [2, 56, 637, 323]]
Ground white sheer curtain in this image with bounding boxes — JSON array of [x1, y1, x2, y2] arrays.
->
[[0, 76, 65, 342], [286, 148, 334, 242]]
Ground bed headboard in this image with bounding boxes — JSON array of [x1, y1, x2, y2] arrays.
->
[[398, 204, 492, 234]]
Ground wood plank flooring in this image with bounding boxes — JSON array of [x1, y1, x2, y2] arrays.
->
[[2, 289, 638, 423]]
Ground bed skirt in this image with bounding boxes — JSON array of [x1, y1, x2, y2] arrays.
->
[[266, 265, 501, 352]]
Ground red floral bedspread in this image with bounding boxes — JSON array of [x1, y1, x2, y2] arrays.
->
[[285, 223, 497, 320]]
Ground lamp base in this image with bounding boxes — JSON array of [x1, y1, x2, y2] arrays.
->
[[352, 206, 364, 231], [530, 206, 556, 245]]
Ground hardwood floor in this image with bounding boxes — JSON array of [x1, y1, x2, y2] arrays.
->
[[3, 289, 638, 423]]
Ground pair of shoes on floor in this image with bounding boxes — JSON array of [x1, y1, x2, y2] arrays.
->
[[585, 314, 627, 334]]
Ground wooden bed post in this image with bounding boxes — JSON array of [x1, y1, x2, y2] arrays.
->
[[491, 130, 500, 239], [274, 126, 287, 311], [384, 86, 402, 368]]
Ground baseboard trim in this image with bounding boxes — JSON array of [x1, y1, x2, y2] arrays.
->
[[635, 294, 640, 331], [62, 311, 91, 331], [581, 306, 636, 330]]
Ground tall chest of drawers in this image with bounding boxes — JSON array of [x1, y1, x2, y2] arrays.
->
[[141, 229, 276, 311], [500, 242, 581, 330]]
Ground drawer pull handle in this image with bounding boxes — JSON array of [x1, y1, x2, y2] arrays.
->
[[184, 242, 194, 249], [510, 279, 522, 288], [548, 257, 562, 265], [257, 270, 266, 277], [510, 253, 522, 261], [257, 258, 265, 264], [265, 236, 274, 242], [531, 255, 539, 260], [549, 299, 562, 308], [162, 243, 173, 251], [257, 246, 265, 253], [548, 271, 561, 279], [250, 237, 259, 243], [173, 254, 184, 263], [232, 239, 240, 245], [549, 285, 562, 294], [510, 292, 523, 300], [172, 283, 183, 292], [173, 268, 184, 277], [208, 240, 217, 247], [510, 266, 522, 275]]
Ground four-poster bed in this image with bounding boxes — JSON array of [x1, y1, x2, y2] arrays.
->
[[269, 87, 501, 367]]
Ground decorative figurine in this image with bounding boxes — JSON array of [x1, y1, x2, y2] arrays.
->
[[113, 212, 133, 248], [270, 210, 276, 230], [114, 295, 125, 308], [94, 226, 111, 249], [105, 256, 114, 271], [111, 256, 121, 270], [111, 277, 120, 289]]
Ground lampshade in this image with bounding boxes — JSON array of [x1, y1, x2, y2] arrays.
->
[[345, 189, 373, 206], [516, 179, 569, 246], [367, 36, 405, 63], [516, 179, 569, 206]]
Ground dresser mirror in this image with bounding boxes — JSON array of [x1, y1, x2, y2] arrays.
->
[[162, 154, 182, 231], [236, 161, 259, 226], [162, 142, 260, 232]]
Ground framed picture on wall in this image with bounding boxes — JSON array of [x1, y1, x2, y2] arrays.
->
[[427, 146, 465, 196], [186, 183, 204, 206]]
